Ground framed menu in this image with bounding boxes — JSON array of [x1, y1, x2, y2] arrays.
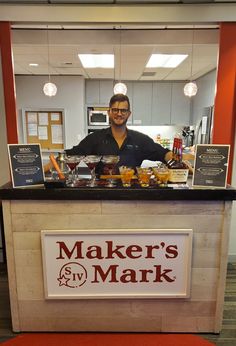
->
[[192, 144, 230, 188], [8, 144, 45, 188]]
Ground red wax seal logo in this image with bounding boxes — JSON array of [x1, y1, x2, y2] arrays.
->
[[57, 262, 87, 288]]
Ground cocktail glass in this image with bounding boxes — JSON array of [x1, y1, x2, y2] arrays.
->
[[83, 155, 101, 187], [136, 167, 152, 187], [65, 155, 84, 186], [119, 166, 135, 187], [152, 165, 169, 187], [101, 155, 120, 187]]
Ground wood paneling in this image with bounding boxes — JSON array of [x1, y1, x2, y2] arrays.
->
[[2, 199, 232, 332], [1, 262, 236, 343]]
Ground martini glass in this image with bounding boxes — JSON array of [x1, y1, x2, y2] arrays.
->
[[65, 155, 84, 186], [101, 155, 120, 187], [83, 155, 101, 187]]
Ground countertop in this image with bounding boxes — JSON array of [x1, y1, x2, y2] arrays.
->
[[0, 181, 236, 201]]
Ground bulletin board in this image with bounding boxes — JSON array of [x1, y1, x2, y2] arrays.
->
[[22, 109, 65, 151]]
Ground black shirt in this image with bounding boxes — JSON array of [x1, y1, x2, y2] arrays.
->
[[66, 127, 170, 171]]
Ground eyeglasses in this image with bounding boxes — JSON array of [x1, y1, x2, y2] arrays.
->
[[110, 108, 129, 115]]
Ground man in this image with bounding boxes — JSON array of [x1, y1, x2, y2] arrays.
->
[[65, 93, 173, 169]]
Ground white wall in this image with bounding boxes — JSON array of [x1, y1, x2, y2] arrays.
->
[[15, 75, 86, 152], [0, 56, 11, 262], [191, 70, 217, 125], [0, 57, 10, 186], [229, 125, 236, 262]]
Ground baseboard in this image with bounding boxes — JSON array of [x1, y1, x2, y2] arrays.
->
[[228, 254, 236, 263]]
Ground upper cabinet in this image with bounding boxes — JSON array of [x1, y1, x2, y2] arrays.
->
[[99, 80, 114, 105], [85, 80, 100, 104], [132, 82, 153, 125], [151, 82, 171, 125], [171, 83, 190, 125], [86, 80, 113, 105], [85, 80, 191, 126]]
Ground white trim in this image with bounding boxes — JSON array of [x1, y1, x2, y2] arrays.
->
[[0, 4, 236, 24]]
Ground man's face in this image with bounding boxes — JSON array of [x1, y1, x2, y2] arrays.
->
[[108, 101, 131, 127]]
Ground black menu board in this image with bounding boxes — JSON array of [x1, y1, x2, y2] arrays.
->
[[8, 144, 45, 188], [192, 144, 230, 188]]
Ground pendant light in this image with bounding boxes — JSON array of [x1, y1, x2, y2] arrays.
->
[[43, 27, 57, 97], [114, 27, 127, 95], [184, 28, 198, 98]]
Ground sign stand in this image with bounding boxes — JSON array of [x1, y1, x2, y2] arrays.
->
[[192, 144, 230, 188], [8, 143, 45, 188]]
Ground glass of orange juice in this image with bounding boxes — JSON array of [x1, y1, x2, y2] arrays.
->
[[119, 166, 134, 187], [136, 167, 152, 187], [152, 165, 169, 186]]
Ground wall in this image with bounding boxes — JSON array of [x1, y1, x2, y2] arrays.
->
[[229, 126, 236, 262], [15, 75, 85, 156], [191, 69, 217, 125], [0, 57, 10, 185], [0, 55, 10, 262]]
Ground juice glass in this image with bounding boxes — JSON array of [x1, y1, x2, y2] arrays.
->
[[152, 166, 169, 186], [136, 167, 152, 187], [119, 166, 134, 187]]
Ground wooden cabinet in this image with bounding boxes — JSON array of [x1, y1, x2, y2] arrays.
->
[[171, 83, 190, 125], [151, 82, 171, 125]]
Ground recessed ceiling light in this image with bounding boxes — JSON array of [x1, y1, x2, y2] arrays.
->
[[29, 63, 39, 67], [78, 54, 114, 68], [146, 54, 188, 68]]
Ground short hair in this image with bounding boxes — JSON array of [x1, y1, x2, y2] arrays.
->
[[109, 94, 130, 111]]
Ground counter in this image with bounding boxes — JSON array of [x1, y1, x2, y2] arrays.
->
[[1, 182, 236, 333]]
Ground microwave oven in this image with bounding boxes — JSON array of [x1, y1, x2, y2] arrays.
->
[[88, 109, 109, 126]]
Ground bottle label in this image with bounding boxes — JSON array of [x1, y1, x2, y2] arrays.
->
[[168, 169, 189, 183]]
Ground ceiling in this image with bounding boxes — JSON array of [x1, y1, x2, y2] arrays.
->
[[12, 26, 219, 81]]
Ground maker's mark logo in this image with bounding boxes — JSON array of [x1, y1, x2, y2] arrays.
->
[[57, 262, 87, 288]]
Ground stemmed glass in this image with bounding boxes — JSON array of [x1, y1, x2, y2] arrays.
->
[[101, 155, 120, 187], [83, 155, 101, 187], [65, 155, 84, 186]]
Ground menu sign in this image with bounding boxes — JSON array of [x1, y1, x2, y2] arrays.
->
[[8, 144, 44, 188], [192, 144, 230, 188]]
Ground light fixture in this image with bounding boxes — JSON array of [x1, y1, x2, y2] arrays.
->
[[146, 54, 188, 68], [29, 63, 39, 67], [78, 54, 114, 68], [184, 28, 198, 98], [43, 27, 57, 97], [114, 27, 127, 95]]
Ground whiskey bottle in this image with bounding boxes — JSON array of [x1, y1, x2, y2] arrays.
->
[[167, 138, 189, 183]]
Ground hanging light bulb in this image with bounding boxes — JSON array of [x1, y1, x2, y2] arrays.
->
[[113, 82, 127, 95], [184, 81, 198, 98], [184, 28, 198, 98], [43, 82, 57, 97], [114, 27, 127, 95], [43, 27, 57, 97]]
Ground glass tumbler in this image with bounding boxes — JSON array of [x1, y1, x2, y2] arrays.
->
[[136, 167, 152, 187]]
